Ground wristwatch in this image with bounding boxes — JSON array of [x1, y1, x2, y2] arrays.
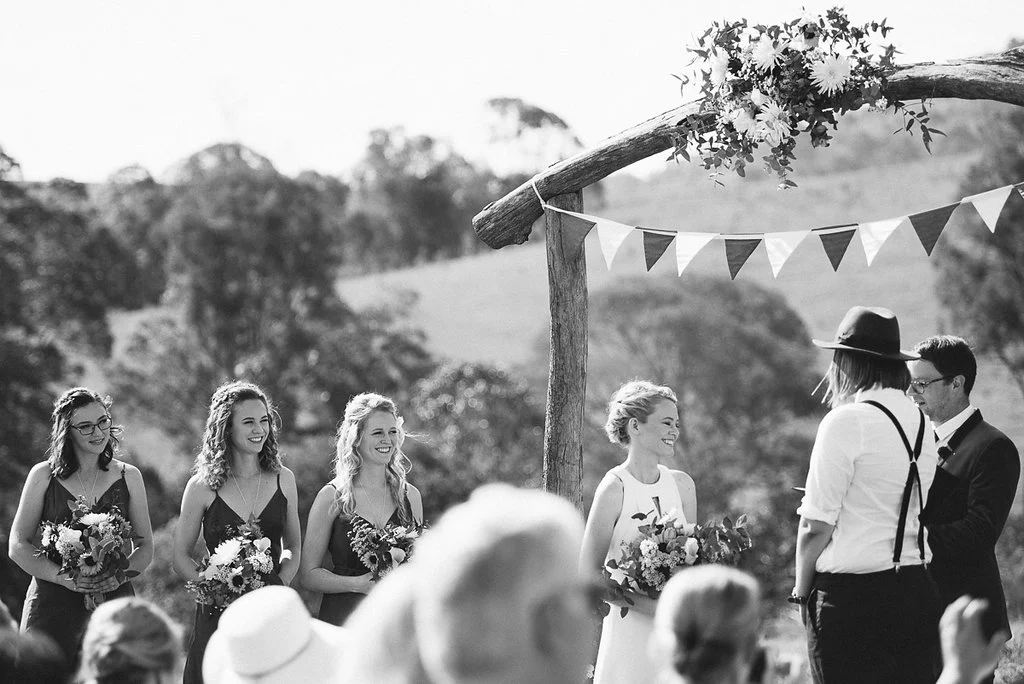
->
[[787, 592, 808, 605]]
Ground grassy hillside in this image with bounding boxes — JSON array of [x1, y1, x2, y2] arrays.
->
[[337, 151, 1024, 484]]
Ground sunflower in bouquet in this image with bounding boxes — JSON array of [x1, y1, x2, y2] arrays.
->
[[36, 497, 139, 610], [348, 517, 422, 581], [186, 516, 275, 614], [604, 509, 752, 616]]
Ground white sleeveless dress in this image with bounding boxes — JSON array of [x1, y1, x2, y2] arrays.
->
[[594, 463, 684, 684]]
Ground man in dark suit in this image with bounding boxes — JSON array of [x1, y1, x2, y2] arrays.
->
[[910, 335, 1020, 682]]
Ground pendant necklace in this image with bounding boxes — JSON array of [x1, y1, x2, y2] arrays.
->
[[78, 467, 101, 505], [233, 470, 262, 520]]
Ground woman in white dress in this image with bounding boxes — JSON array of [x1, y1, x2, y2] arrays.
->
[[581, 380, 697, 684]]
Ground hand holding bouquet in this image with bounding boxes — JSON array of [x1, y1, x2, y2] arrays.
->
[[348, 518, 421, 581], [604, 509, 752, 616], [186, 516, 274, 614], [36, 497, 138, 610]]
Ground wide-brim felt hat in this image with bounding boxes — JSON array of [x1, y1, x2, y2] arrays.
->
[[812, 306, 919, 361], [203, 586, 347, 684]]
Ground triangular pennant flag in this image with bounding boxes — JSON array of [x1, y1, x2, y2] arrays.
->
[[554, 212, 596, 256], [909, 203, 959, 256], [724, 237, 762, 280], [818, 228, 857, 271], [642, 230, 675, 271], [964, 185, 1014, 233], [858, 217, 905, 266], [1015, 182, 1024, 199], [675, 232, 717, 275], [764, 230, 809, 278], [595, 219, 636, 268]]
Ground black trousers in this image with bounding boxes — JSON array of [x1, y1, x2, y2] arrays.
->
[[805, 566, 942, 684]]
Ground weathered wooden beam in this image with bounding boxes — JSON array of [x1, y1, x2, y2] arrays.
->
[[542, 191, 588, 509], [473, 48, 1024, 249]]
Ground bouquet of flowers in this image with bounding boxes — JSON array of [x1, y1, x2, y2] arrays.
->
[[36, 497, 138, 610], [348, 517, 422, 581], [185, 516, 274, 614], [604, 509, 752, 616]]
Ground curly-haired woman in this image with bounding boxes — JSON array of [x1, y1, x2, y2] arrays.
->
[[299, 392, 423, 626], [172, 381, 301, 684], [8, 387, 154, 669]]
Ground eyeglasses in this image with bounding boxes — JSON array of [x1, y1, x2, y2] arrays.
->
[[908, 376, 952, 393], [70, 415, 112, 436]]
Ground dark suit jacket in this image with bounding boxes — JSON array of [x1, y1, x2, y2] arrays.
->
[[920, 410, 1020, 636]]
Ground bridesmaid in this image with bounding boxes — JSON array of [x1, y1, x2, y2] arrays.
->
[[8, 387, 154, 669], [580, 380, 697, 684], [300, 392, 423, 626], [172, 381, 301, 684]]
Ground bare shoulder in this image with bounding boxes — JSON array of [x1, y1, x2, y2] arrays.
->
[[591, 470, 625, 509], [277, 465, 297, 487], [114, 460, 144, 483], [182, 473, 216, 504], [405, 483, 422, 505], [670, 469, 695, 491], [26, 461, 54, 487]]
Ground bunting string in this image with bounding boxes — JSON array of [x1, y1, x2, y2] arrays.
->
[[532, 182, 1024, 280]]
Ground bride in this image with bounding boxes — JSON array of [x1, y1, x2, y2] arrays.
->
[[581, 380, 697, 684]]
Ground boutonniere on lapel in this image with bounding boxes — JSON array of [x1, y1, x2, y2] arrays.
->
[[938, 445, 953, 466]]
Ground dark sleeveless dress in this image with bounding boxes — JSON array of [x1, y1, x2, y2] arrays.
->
[[317, 489, 413, 626], [19, 467, 136, 669], [182, 474, 287, 684]]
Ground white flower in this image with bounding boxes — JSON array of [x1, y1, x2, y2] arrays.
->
[[755, 101, 792, 147], [253, 537, 271, 553], [684, 538, 700, 565], [789, 32, 819, 52], [390, 547, 407, 565], [201, 564, 220, 580], [209, 538, 242, 567], [705, 49, 730, 88], [79, 512, 111, 526], [639, 539, 658, 557], [750, 38, 783, 72], [749, 88, 770, 109], [729, 107, 756, 135], [810, 55, 853, 96], [57, 526, 82, 545]]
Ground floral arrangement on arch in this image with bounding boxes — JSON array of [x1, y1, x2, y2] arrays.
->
[[602, 509, 752, 617], [674, 6, 942, 187], [348, 517, 422, 581], [185, 516, 274, 614], [36, 497, 139, 610]]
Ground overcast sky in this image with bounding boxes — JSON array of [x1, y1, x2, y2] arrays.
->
[[2, 0, 1021, 182]]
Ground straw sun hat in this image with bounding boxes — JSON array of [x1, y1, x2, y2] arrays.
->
[[203, 586, 347, 683]]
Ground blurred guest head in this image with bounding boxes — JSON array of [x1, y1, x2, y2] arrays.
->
[[413, 484, 594, 684], [204, 586, 346, 684], [652, 566, 762, 684], [337, 564, 433, 683], [0, 628, 70, 684], [78, 597, 181, 684]]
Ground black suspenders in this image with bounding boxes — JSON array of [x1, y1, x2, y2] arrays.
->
[[861, 400, 927, 569]]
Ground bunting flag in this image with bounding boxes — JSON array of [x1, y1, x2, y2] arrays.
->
[[642, 230, 675, 271], [537, 182, 1019, 278], [675, 232, 717, 275], [909, 203, 959, 256], [964, 186, 1014, 233], [817, 226, 858, 271], [764, 230, 810, 278], [594, 218, 635, 268], [725, 237, 762, 280], [555, 212, 596, 256], [858, 217, 905, 266]]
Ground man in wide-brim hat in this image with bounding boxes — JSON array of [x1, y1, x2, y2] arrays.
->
[[792, 305, 943, 684]]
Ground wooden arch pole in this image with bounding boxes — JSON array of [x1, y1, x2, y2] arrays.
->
[[543, 191, 587, 509], [471, 47, 1024, 507]]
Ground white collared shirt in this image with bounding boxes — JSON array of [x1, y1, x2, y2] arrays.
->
[[934, 405, 978, 447], [797, 387, 939, 573]]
